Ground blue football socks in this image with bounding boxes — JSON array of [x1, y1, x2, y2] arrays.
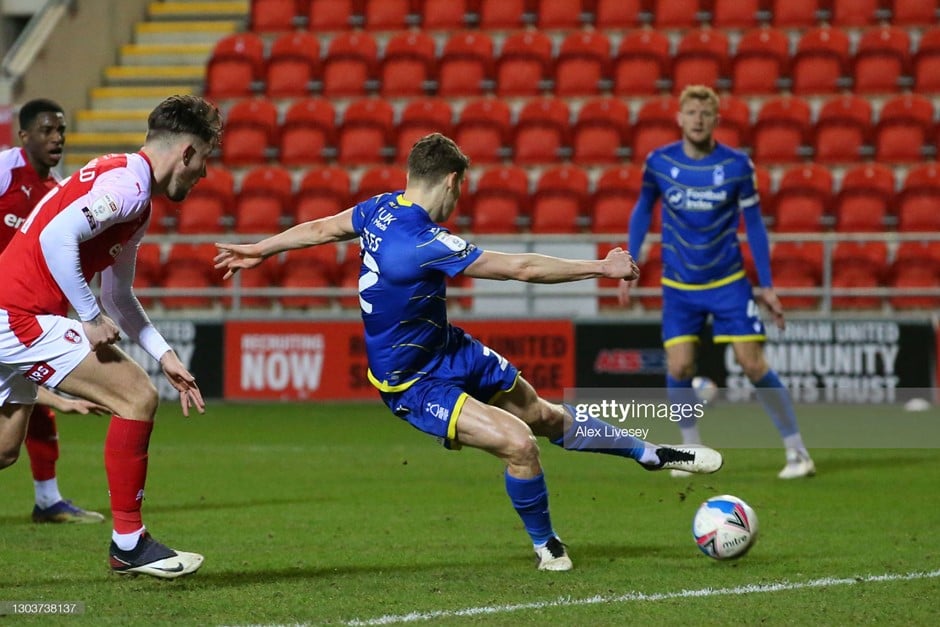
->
[[505, 471, 554, 547]]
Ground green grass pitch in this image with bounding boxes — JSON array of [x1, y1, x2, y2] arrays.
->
[[1, 401, 938, 625]]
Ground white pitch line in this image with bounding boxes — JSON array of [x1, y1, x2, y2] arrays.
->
[[345, 568, 940, 626]]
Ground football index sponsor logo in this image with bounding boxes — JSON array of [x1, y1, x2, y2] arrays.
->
[[25, 362, 56, 384], [665, 186, 728, 210]]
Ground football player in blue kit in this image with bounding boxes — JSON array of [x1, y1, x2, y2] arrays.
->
[[620, 85, 815, 479], [216, 133, 723, 571]]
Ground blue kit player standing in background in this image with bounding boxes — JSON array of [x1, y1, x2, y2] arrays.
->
[[620, 85, 815, 479], [216, 133, 723, 572]]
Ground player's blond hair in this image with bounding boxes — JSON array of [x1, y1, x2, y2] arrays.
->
[[679, 85, 720, 111]]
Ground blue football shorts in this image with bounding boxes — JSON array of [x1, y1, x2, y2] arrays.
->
[[378, 325, 519, 449], [662, 276, 766, 346]]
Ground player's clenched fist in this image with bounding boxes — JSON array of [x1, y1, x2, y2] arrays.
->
[[602, 246, 640, 282], [82, 314, 121, 350]]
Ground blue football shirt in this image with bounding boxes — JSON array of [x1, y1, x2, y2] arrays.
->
[[350, 192, 483, 391], [629, 141, 771, 287]]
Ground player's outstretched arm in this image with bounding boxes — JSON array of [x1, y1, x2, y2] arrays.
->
[[36, 386, 110, 415], [215, 209, 357, 279], [465, 246, 639, 284], [158, 350, 205, 417]]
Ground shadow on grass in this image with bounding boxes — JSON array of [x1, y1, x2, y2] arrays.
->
[[0, 496, 317, 526]]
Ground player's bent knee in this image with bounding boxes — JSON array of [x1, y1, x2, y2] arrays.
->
[[504, 432, 540, 468]]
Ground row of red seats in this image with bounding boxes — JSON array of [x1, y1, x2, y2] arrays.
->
[[218, 93, 939, 168], [599, 240, 940, 311], [136, 237, 940, 311], [208, 25, 940, 99], [251, 0, 938, 33], [152, 161, 940, 235]]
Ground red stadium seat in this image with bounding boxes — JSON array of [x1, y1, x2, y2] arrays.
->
[[771, 0, 820, 27], [471, 165, 529, 233], [813, 94, 873, 164], [530, 165, 589, 234], [205, 33, 265, 99], [161, 243, 220, 309], [278, 98, 336, 166], [831, 0, 880, 26], [711, 0, 761, 28], [148, 196, 175, 233], [771, 250, 822, 309], [732, 27, 790, 96], [221, 98, 278, 167], [632, 96, 680, 163], [791, 26, 851, 95], [714, 93, 751, 148], [250, 0, 300, 32], [772, 240, 824, 282], [831, 240, 887, 311], [496, 31, 553, 97], [874, 93, 933, 162], [773, 164, 832, 232], [294, 166, 351, 223], [362, 0, 412, 29], [852, 26, 911, 95], [395, 98, 454, 164], [265, 31, 321, 98], [234, 165, 294, 234], [572, 97, 630, 164], [337, 98, 394, 164], [280, 246, 340, 309], [322, 31, 378, 98], [913, 27, 940, 93], [613, 29, 670, 96], [227, 257, 281, 309], [380, 31, 436, 98], [591, 165, 643, 233], [653, 0, 701, 29], [831, 265, 882, 310], [536, 0, 585, 29], [595, 0, 642, 28], [513, 97, 570, 165], [479, 0, 528, 29], [554, 30, 611, 97], [752, 96, 812, 164], [176, 166, 234, 234], [834, 164, 894, 232], [307, 0, 358, 31], [135, 242, 164, 286], [888, 264, 940, 309], [892, 0, 938, 26], [355, 165, 407, 203], [672, 27, 729, 95], [437, 31, 495, 97], [421, 0, 472, 30], [454, 98, 511, 164], [897, 164, 940, 232]]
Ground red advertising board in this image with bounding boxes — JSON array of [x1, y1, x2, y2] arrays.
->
[[224, 319, 574, 401]]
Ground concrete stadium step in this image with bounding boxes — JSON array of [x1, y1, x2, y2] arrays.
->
[[66, 132, 146, 153], [90, 86, 197, 110], [147, 1, 248, 21], [135, 20, 240, 45], [120, 43, 214, 66], [75, 109, 151, 133], [105, 64, 205, 86]]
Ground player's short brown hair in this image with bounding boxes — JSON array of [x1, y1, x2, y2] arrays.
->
[[146, 95, 223, 146], [407, 133, 470, 186]]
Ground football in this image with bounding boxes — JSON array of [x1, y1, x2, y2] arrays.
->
[[691, 375, 718, 404], [693, 494, 759, 560]]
